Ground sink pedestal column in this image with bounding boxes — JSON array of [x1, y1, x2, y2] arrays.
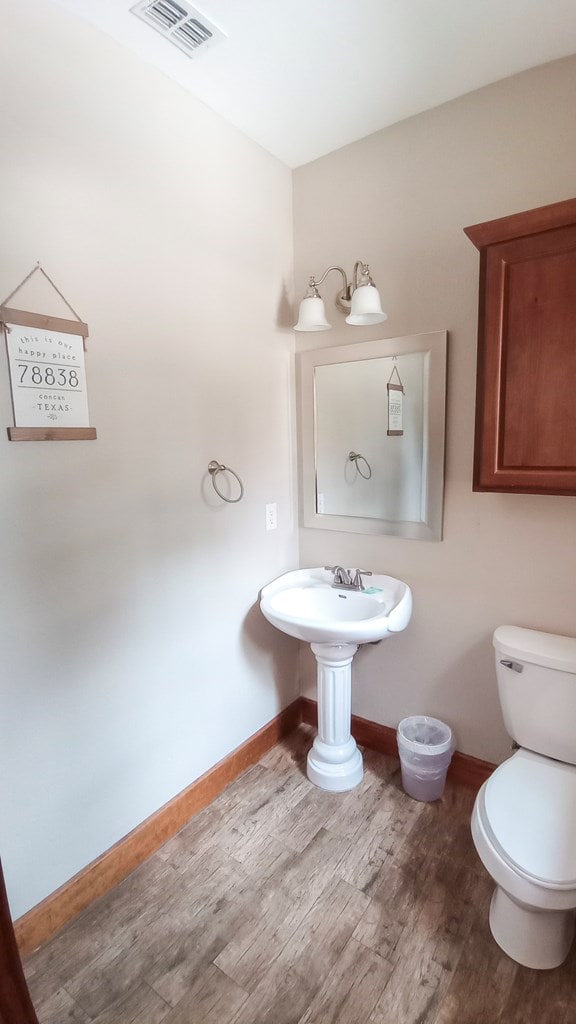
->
[[307, 642, 363, 792]]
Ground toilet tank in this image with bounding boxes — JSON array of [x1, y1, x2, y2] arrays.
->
[[494, 625, 576, 765]]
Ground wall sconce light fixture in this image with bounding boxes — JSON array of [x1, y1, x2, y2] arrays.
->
[[294, 261, 387, 332]]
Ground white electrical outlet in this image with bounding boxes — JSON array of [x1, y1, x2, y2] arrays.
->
[[265, 502, 277, 531]]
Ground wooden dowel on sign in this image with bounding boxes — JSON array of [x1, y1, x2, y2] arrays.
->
[[7, 427, 97, 441]]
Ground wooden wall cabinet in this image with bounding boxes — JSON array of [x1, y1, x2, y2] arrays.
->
[[465, 197, 576, 494]]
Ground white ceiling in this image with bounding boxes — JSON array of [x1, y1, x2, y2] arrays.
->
[[53, 0, 576, 167]]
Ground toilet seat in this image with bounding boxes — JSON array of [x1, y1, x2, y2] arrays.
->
[[472, 749, 576, 968], [478, 749, 576, 889]]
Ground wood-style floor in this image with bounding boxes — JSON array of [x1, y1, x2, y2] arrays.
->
[[24, 726, 576, 1024]]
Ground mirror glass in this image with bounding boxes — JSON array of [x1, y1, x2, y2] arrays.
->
[[298, 331, 447, 540]]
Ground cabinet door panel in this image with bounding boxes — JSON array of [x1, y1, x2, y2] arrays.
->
[[466, 199, 576, 494]]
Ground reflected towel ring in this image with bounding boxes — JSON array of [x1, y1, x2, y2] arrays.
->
[[348, 451, 372, 479], [208, 460, 244, 503]]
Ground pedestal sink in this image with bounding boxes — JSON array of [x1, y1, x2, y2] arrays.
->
[[260, 567, 412, 791]]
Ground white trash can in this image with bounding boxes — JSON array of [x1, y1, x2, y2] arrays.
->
[[397, 716, 453, 802]]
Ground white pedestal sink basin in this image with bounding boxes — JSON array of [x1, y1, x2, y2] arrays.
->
[[260, 567, 412, 791]]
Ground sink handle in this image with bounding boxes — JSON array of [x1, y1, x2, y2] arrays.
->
[[324, 565, 351, 585], [349, 569, 372, 590]]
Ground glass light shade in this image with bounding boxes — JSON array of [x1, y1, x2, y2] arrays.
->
[[294, 295, 332, 332], [345, 283, 387, 325]]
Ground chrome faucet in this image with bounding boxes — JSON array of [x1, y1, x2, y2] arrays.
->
[[324, 565, 351, 586], [324, 566, 373, 590]]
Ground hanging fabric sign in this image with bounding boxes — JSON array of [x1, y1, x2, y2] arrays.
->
[[1, 263, 96, 441], [4, 323, 89, 428], [387, 362, 404, 436]]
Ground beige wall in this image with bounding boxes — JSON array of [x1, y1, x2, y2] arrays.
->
[[0, 0, 297, 918], [3, 2, 576, 921], [294, 57, 576, 765]]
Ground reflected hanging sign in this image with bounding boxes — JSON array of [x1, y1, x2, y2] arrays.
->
[[387, 363, 404, 436]]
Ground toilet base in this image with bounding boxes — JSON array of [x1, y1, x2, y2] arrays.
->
[[489, 886, 575, 969]]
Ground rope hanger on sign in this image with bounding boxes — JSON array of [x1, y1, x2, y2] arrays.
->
[[0, 263, 88, 348]]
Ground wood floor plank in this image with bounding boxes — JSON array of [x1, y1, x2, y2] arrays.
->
[[65, 854, 255, 1017], [353, 860, 425, 962], [498, 943, 576, 1024], [367, 865, 480, 1024], [157, 803, 232, 873], [350, 779, 484, 968], [296, 936, 393, 1024], [159, 964, 248, 1024], [24, 855, 182, 1006], [220, 763, 301, 813], [169, 764, 310, 873], [160, 797, 295, 883], [561, 947, 576, 1024], [323, 776, 393, 842], [370, 956, 447, 1024], [225, 829, 296, 880], [269, 786, 342, 854], [335, 778, 423, 893], [214, 827, 350, 992], [147, 893, 252, 1007], [352, 826, 447, 963], [90, 981, 171, 1024], [428, 889, 517, 1024], [227, 877, 369, 1024], [158, 765, 292, 871], [35, 986, 91, 1024], [212, 773, 310, 864]]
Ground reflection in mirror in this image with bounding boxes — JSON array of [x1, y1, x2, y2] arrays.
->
[[298, 332, 447, 540], [315, 353, 426, 521]]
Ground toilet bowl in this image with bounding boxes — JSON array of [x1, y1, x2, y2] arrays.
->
[[471, 626, 576, 969], [472, 749, 576, 969]]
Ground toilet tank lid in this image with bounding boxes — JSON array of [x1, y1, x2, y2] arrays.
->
[[493, 626, 576, 673]]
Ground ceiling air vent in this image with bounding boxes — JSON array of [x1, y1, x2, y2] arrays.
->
[[131, 0, 227, 58]]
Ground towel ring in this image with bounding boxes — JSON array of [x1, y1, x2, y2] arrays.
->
[[208, 460, 244, 503], [348, 451, 372, 479]]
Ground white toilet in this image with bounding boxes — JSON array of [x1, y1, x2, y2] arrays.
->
[[471, 625, 576, 970]]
